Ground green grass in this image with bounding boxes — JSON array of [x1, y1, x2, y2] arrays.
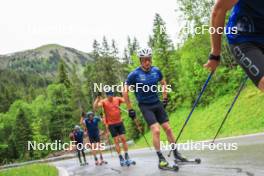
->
[[0, 164, 58, 176], [134, 84, 264, 148]]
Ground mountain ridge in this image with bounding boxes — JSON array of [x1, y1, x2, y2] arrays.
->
[[0, 43, 94, 75]]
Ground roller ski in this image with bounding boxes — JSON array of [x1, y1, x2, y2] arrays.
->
[[174, 158, 201, 165], [158, 157, 179, 172], [80, 162, 88, 166], [99, 160, 108, 165], [124, 153, 135, 167], [125, 159, 136, 167], [173, 149, 201, 165], [79, 157, 88, 166]]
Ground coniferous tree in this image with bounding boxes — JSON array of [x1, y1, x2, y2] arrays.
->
[[70, 65, 87, 120], [111, 39, 119, 57], [127, 36, 140, 56], [13, 108, 33, 159], [151, 13, 174, 82], [57, 60, 71, 88], [92, 39, 100, 58], [132, 37, 140, 53], [127, 36, 132, 55], [148, 13, 180, 111], [101, 36, 110, 57], [122, 48, 130, 64], [48, 84, 73, 142]]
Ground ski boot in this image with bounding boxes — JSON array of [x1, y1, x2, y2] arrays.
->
[[124, 153, 136, 166], [83, 158, 88, 166], [172, 149, 201, 165], [158, 156, 179, 172], [173, 149, 188, 163], [158, 156, 169, 169], [95, 157, 100, 166], [80, 162, 84, 166], [99, 155, 108, 165], [119, 155, 126, 167]]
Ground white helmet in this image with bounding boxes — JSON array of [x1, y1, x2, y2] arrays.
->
[[137, 48, 152, 58], [74, 125, 80, 130]]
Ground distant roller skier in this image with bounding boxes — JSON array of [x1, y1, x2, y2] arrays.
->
[[84, 111, 107, 165], [71, 125, 88, 166]]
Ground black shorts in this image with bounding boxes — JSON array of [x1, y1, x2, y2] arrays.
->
[[108, 122, 126, 138], [139, 101, 168, 126], [89, 135, 100, 143], [230, 42, 264, 86]]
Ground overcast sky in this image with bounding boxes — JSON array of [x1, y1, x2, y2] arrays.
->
[[0, 0, 182, 55]]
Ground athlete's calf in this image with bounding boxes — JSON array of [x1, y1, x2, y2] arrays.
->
[[258, 77, 264, 92]]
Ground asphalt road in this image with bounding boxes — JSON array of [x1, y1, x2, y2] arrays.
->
[[52, 133, 264, 176]]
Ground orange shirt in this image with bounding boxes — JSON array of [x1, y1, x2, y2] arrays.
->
[[102, 97, 123, 125]]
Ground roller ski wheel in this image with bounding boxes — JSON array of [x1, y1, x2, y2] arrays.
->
[[125, 159, 136, 167], [195, 158, 201, 164], [102, 160, 108, 164]]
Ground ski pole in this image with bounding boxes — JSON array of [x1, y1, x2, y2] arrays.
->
[[117, 106, 128, 113], [134, 118, 152, 151], [168, 71, 214, 157], [211, 76, 248, 143], [107, 134, 113, 157], [117, 106, 152, 151]]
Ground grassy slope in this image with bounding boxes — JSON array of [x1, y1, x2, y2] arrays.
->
[[0, 164, 58, 176], [134, 83, 264, 148]]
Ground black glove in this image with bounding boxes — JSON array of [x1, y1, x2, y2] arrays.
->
[[163, 98, 168, 108], [128, 109, 136, 120]]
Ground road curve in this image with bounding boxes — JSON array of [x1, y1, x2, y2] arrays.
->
[[52, 133, 264, 176]]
